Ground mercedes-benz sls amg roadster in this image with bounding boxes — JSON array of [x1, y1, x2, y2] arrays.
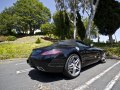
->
[[27, 39, 106, 78]]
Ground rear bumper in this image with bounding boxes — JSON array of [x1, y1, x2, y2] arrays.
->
[[27, 56, 65, 73]]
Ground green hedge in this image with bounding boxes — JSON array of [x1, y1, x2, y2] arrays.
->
[[7, 36, 16, 41], [94, 43, 120, 57]]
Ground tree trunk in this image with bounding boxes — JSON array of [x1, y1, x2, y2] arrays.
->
[[108, 34, 113, 43], [8, 29, 12, 35], [73, 15, 77, 39], [86, 15, 93, 39], [29, 30, 34, 35], [114, 34, 117, 43], [29, 24, 34, 35], [86, 0, 100, 39], [73, 0, 77, 39], [97, 34, 100, 43]]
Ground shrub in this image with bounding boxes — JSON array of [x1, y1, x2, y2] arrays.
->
[[0, 36, 7, 42], [0, 39, 53, 60], [83, 38, 93, 45], [7, 36, 16, 41], [35, 38, 41, 44], [94, 43, 120, 58]]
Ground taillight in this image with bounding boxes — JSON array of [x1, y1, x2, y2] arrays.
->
[[41, 49, 61, 55]]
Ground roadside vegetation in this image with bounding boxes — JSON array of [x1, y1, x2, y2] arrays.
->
[[0, 35, 120, 60], [0, 36, 53, 60], [0, 0, 120, 60], [94, 43, 120, 58], [84, 39, 120, 58]]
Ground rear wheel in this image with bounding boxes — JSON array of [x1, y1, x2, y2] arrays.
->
[[64, 54, 81, 78]]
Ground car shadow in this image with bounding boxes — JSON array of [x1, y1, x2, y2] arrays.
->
[[28, 69, 65, 83], [81, 61, 101, 72], [28, 61, 102, 83]]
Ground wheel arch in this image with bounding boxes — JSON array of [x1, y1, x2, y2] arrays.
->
[[70, 51, 82, 61], [65, 51, 82, 66]]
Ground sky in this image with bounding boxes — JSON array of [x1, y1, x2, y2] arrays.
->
[[0, 0, 120, 42]]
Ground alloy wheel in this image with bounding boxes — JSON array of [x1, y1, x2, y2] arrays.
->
[[66, 54, 81, 77]]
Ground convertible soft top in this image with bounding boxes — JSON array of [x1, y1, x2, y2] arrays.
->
[[57, 39, 86, 46]]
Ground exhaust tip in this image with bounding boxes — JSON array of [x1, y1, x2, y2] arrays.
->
[[36, 66, 45, 71]]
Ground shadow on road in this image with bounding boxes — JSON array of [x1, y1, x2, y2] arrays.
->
[[81, 61, 101, 72], [28, 61, 102, 83], [28, 69, 65, 83]]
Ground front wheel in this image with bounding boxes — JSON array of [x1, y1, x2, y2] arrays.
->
[[63, 54, 81, 78], [100, 52, 106, 63]]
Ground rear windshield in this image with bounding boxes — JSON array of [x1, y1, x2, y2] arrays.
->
[[57, 40, 76, 46]]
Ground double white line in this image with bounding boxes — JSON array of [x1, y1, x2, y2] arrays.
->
[[104, 71, 120, 90], [75, 61, 120, 90]]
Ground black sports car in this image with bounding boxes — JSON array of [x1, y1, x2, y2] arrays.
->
[[27, 39, 106, 78]]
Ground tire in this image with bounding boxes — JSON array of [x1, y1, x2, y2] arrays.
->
[[100, 52, 106, 63], [63, 54, 81, 78]]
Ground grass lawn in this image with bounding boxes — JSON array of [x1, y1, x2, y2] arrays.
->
[[0, 36, 53, 60], [0, 36, 120, 60]]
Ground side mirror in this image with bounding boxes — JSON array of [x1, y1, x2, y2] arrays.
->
[[90, 43, 94, 47]]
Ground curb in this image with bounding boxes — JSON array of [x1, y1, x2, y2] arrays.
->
[[0, 58, 27, 63], [107, 56, 120, 60]]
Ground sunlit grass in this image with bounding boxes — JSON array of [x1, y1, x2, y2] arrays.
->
[[1, 35, 120, 60], [0, 36, 53, 60]]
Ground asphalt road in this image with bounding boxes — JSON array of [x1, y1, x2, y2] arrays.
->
[[0, 59, 120, 90]]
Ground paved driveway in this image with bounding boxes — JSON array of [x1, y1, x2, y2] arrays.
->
[[0, 59, 120, 90]]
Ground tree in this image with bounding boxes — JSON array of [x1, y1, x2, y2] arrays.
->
[[67, 0, 80, 39], [54, 0, 70, 39], [76, 11, 86, 41], [83, 18, 98, 39], [41, 23, 56, 38], [55, 0, 80, 39], [94, 0, 120, 43], [82, 0, 100, 39], [14, 0, 51, 35], [0, 0, 51, 35], [54, 0, 99, 39], [53, 11, 71, 39], [0, 7, 15, 35]]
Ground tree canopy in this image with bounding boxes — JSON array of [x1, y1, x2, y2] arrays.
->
[[0, 7, 15, 35], [0, 0, 51, 35], [41, 23, 56, 38], [94, 0, 120, 42], [53, 11, 71, 40], [54, 0, 120, 42], [0, 0, 120, 43]]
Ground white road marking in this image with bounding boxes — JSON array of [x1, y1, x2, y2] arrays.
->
[[104, 71, 120, 90], [15, 62, 26, 65], [74, 61, 120, 90], [16, 68, 33, 74]]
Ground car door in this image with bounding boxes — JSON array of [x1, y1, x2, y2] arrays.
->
[[86, 47, 100, 64], [79, 46, 95, 66], [76, 41, 97, 66]]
